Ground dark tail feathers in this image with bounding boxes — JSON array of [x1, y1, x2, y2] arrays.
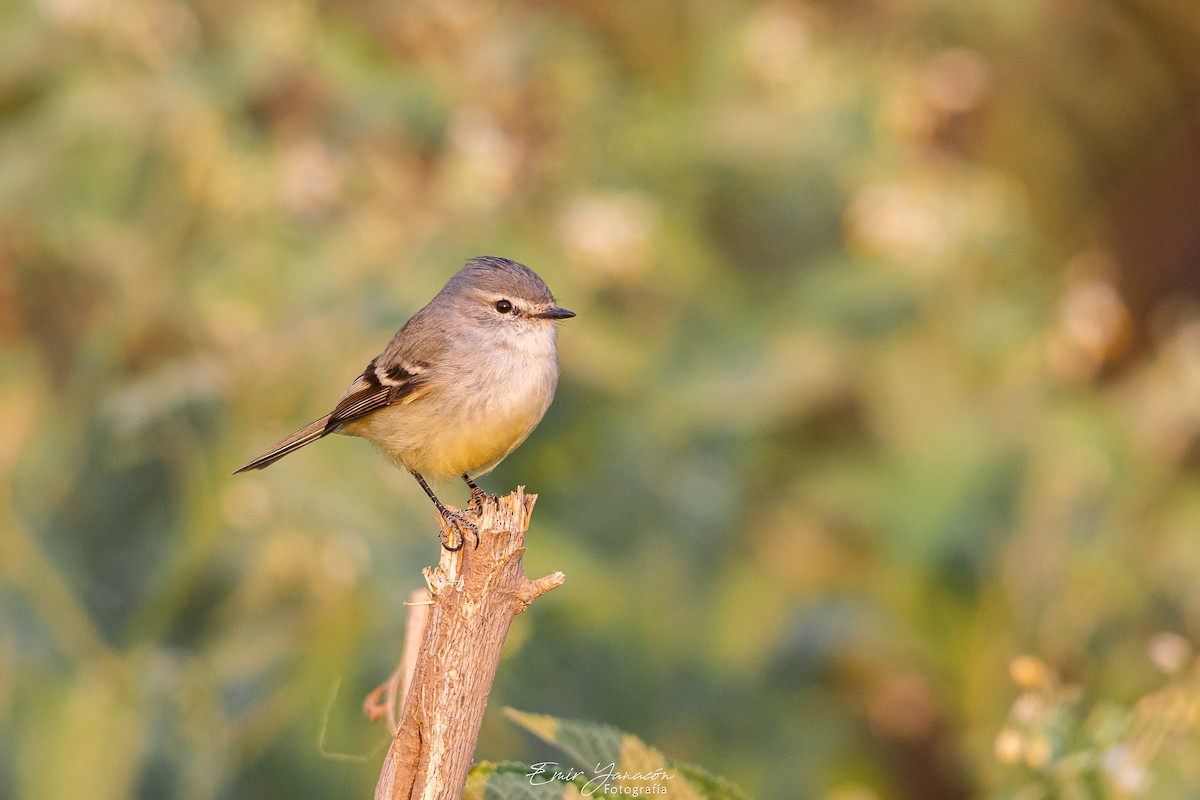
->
[[231, 415, 333, 475]]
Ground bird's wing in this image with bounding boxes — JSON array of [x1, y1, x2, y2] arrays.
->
[[326, 355, 433, 428], [326, 306, 449, 428]]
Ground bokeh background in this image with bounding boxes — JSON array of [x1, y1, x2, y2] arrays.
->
[[4, 1, 1200, 798]]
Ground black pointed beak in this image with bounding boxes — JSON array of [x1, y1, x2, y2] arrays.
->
[[535, 306, 576, 320]]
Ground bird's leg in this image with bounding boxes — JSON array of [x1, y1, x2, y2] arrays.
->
[[462, 474, 488, 509], [412, 471, 477, 551]]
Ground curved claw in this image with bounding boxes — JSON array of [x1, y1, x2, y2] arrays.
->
[[439, 509, 479, 551], [439, 527, 465, 552]]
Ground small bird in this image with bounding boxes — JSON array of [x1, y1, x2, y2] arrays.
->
[[233, 256, 575, 549]]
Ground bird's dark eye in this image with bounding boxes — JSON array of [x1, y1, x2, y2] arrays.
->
[[494, 299, 513, 314]]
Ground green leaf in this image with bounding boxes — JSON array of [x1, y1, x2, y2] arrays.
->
[[504, 709, 622, 772], [502, 709, 749, 800], [464, 761, 587, 800]]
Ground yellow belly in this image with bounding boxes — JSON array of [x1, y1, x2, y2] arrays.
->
[[340, 382, 550, 481]]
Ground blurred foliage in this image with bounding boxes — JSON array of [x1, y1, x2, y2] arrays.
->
[[4, 1, 1200, 799], [991, 649, 1200, 798]]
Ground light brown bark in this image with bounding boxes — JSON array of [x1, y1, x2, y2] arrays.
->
[[374, 487, 564, 800]]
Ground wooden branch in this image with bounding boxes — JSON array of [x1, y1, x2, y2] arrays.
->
[[374, 487, 565, 800]]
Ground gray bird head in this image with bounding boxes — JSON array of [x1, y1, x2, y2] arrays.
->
[[442, 256, 575, 328]]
